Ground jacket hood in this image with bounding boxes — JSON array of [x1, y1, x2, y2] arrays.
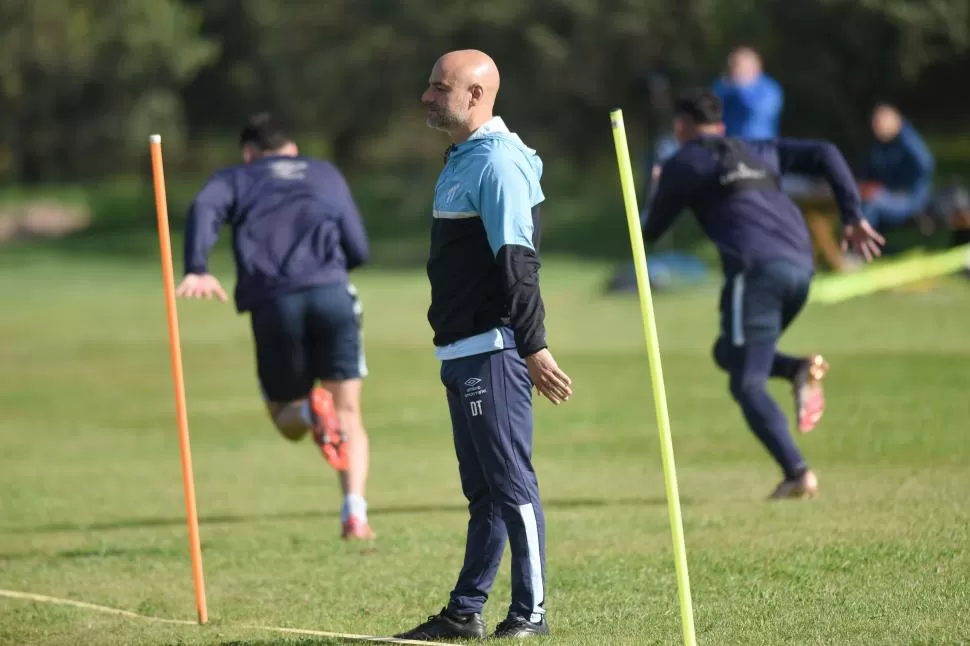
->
[[450, 117, 543, 179]]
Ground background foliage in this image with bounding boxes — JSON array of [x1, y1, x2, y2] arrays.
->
[[1, 0, 969, 261]]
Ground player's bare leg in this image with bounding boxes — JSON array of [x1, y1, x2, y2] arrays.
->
[[266, 400, 312, 441], [321, 378, 374, 540], [266, 396, 346, 466], [266, 389, 371, 538], [265, 394, 349, 467]]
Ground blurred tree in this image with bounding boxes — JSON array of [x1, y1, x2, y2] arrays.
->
[[0, 0, 216, 183], [3, 0, 970, 182], [182, 0, 456, 167], [763, 0, 970, 157]]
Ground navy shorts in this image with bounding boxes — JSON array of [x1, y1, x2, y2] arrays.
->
[[718, 261, 813, 347], [249, 282, 367, 403]]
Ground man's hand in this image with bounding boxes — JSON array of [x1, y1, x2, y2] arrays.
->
[[525, 348, 572, 405], [175, 273, 228, 302], [841, 219, 886, 262]]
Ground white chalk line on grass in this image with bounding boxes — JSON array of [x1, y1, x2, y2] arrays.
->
[[0, 589, 448, 645]]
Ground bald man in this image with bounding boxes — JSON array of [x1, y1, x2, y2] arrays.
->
[[395, 50, 571, 641]]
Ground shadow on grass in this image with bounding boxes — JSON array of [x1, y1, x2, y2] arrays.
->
[[5, 496, 680, 537]]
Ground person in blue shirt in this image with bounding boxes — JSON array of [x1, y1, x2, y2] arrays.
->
[[858, 104, 936, 231], [395, 49, 572, 642], [644, 90, 884, 500], [712, 47, 784, 140], [175, 113, 375, 541]]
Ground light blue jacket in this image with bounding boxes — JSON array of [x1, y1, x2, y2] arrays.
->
[[713, 74, 784, 140], [431, 116, 544, 360]]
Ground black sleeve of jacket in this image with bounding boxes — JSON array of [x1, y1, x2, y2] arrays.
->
[[496, 240, 547, 358]]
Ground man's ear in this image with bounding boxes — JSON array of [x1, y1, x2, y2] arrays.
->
[[469, 84, 484, 105], [241, 143, 257, 163]]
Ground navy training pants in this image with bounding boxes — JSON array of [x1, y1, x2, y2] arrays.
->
[[714, 260, 813, 479], [440, 341, 546, 623]]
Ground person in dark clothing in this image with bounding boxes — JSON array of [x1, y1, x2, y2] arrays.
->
[[644, 90, 884, 499], [175, 113, 375, 540], [858, 104, 935, 232]]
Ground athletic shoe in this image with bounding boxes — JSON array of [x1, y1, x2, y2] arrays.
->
[[309, 387, 349, 471], [492, 614, 550, 638], [793, 354, 829, 433], [341, 516, 375, 541], [394, 608, 486, 641], [768, 469, 819, 500]]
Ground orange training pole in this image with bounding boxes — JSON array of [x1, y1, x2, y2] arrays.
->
[[149, 134, 209, 625]]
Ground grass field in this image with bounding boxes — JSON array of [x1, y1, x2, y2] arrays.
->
[[1, 245, 969, 645]]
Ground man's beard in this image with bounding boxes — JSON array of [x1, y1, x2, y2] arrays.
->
[[426, 107, 466, 132]]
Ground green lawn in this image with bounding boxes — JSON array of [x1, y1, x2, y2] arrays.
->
[[0, 248, 968, 645]]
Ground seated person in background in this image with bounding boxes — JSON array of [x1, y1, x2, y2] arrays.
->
[[858, 104, 935, 232], [713, 47, 784, 140]]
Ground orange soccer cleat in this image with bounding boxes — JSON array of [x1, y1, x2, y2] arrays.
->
[[794, 354, 829, 433], [310, 387, 349, 471], [341, 516, 376, 541]]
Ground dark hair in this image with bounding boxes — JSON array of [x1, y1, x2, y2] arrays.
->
[[674, 89, 723, 125], [239, 113, 291, 151]]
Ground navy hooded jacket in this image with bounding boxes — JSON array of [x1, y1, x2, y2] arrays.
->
[[183, 156, 369, 313]]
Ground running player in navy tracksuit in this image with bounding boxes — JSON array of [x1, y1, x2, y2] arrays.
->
[[643, 90, 884, 499], [175, 114, 375, 540]]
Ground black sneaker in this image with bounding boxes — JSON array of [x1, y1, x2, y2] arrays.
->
[[492, 614, 550, 638], [394, 607, 486, 641]]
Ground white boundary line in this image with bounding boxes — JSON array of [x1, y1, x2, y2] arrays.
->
[[0, 588, 449, 645], [0, 589, 194, 626]]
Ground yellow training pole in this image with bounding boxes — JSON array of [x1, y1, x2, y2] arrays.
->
[[609, 109, 697, 646]]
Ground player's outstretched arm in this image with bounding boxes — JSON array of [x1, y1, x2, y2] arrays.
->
[[178, 172, 233, 302], [775, 139, 862, 221], [775, 139, 886, 261], [324, 163, 370, 270]]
